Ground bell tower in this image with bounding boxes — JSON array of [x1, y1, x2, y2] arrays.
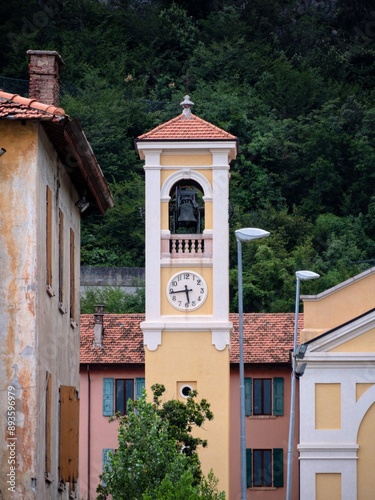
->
[[135, 96, 237, 494]]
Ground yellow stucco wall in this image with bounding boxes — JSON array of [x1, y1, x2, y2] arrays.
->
[[301, 272, 375, 342], [356, 383, 374, 401], [160, 153, 212, 167], [315, 383, 341, 429], [161, 267, 212, 316], [357, 402, 375, 499], [329, 328, 375, 352], [316, 473, 341, 500], [145, 330, 230, 493]]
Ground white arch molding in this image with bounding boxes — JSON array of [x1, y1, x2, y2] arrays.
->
[[160, 169, 213, 202]]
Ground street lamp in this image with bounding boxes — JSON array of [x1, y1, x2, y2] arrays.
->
[[286, 270, 320, 500], [235, 227, 270, 500]]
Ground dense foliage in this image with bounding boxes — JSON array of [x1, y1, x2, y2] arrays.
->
[[2, 0, 375, 312], [97, 384, 224, 500]]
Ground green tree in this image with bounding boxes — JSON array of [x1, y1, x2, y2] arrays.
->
[[97, 385, 223, 500]]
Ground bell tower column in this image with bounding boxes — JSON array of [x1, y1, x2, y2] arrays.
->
[[136, 96, 238, 496]]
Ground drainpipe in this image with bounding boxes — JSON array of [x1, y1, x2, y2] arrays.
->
[[87, 365, 91, 500]]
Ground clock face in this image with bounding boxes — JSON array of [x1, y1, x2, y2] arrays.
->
[[167, 271, 207, 311]]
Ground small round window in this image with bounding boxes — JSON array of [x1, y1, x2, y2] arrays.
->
[[180, 385, 193, 398]]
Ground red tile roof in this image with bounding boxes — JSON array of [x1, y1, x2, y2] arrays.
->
[[80, 314, 145, 364], [0, 90, 114, 214], [80, 313, 303, 365], [0, 90, 66, 121], [137, 112, 237, 141]]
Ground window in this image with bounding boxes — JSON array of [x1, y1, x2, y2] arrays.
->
[[254, 379, 272, 415], [246, 448, 283, 488], [45, 372, 52, 478], [69, 228, 75, 320], [102, 449, 114, 487], [103, 378, 145, 416], [115, 379, 134, 415], [59, 386, 79, 488], [245, 377, 284, 417], [58, 209, 64, 307], [46, 186, 53, 291]]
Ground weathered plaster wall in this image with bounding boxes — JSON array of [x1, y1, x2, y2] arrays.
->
[[0, 120, 39, 498], [0, 120, 81, 499]]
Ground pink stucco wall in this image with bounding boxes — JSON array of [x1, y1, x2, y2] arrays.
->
[[230, 366, 299, 500], [79, 366, 145, 499]]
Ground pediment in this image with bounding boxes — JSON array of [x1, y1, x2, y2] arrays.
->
[[305, 309, 375, 354]]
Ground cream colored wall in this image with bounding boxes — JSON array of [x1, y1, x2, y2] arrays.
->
[[161, 267, 212, 315], [145, 330, 230, 493], [302, 272, 375, 342], [356, 383, 374, 401], [357, 402, 375, 499], [315, 383, 341, 429], [316, 473, 341, 500], [160, 153, 212, 167], [330, 328, 375, 352]]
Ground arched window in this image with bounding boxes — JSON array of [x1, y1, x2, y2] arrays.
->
[[169, 180, 204, 234]]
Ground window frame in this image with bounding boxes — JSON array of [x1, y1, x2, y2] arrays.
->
[[246, 448, 284, 488], [245, 377, 284, 417]]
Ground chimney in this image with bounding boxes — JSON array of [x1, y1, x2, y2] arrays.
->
[[27, 50, 65, 107], [93, 305, 105, 347]]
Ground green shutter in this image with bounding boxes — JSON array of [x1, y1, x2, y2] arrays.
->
[[246, 448, 252, 488], [273, 448, 284, 487], [273, 377, 284, 416], [102, 448, 113, 486], [245, 377, 252, 416], [136, 377, 145, 400], [103, 378, 114, 416]]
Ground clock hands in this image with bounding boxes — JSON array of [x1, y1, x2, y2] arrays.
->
[[170, 285, 193, 304]]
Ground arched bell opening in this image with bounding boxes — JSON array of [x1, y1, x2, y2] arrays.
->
[[169, 180, 204, 235]]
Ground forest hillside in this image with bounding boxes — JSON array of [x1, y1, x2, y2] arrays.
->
[[1, 0, 375, 312]]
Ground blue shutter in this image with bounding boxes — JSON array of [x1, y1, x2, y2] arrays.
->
[[246, 448, 252, 488], [103, 378, 114, 416], [136, 378, 145, 400], [245, 378, 252, 416], [273, 377, 284, 416], [273, 448, 284, 487], [102, 448, 113, 486]]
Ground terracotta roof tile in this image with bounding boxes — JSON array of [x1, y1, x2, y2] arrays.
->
[[80, 313, 303, 365], [137, 112, 237, 141], [80, 314, 145, 364], [0, 90, 66, 122], [229, 313, 303, 364]]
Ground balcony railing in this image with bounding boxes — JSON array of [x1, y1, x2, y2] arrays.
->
[[161, 233, 212, 259]]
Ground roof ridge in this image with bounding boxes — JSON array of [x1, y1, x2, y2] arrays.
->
[[0, 90, 66, 117]]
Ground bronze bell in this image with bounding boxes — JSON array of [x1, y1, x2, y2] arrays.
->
[[178, 199, 197, 223]]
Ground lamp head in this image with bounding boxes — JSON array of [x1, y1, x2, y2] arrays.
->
[[235, 227, 270, 243], [76, 197, 90, 213], [296, 270, 320, 281], [295, 362, 307, 378]]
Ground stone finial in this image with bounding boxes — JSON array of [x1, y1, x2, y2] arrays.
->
[[180, 95, 194, 118]]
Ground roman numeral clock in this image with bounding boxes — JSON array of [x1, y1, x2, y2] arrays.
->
[[135, 96, 237, 497]]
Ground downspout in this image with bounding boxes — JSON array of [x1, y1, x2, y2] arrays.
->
[[87, 364, 91, 500]]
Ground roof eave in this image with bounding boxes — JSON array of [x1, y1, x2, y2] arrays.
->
[[64, 119, 114, 214], [135, 138, 238, 161]]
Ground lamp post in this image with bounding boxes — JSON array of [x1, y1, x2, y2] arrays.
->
[[286, 270, 320, 500], [235, 227, 270, 500]]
